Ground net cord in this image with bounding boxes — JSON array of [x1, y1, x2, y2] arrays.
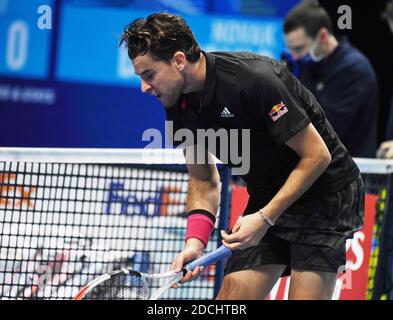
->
[[0, 148, 186, 164], [0, 148, 388, 171]]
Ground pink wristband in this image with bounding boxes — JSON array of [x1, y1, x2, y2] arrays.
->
[[186, 213, 215, 247]]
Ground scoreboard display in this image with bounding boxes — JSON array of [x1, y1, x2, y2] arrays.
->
[[0, 0, 53, 79]]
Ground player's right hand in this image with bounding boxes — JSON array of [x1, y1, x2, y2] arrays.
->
[[170, 238, 205, 288]]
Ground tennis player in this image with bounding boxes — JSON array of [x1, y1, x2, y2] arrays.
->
[[120, 12, 364, 300]]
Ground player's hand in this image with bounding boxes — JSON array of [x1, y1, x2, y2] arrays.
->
[[170, 238, 205, 288], [220, 213, 270, 250], [377, 140, 393, 159]]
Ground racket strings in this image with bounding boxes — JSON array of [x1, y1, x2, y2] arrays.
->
[[83, 272, 149, 300]]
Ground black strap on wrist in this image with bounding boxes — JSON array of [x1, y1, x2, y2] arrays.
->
[[186, 209, 216, 224]]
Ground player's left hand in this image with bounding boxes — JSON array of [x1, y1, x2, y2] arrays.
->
[[220, 213, 270, 250]]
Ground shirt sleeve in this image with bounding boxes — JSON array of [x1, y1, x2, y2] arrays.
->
[[245, 68, 310, 145]]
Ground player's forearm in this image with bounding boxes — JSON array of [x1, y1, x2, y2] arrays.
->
[[186, 176, 221, 215], [262, 152, 331, 222], [185, 176, 220, 249]]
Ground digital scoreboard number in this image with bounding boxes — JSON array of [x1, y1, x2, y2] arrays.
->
[[0, 0, 53, 79]]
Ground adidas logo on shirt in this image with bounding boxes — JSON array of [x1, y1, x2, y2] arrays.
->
[[221, 107, 234, 118]]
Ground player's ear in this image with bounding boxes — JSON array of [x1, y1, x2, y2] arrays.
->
[[318, 28, 330, 43], [173, 51, 186, 71]]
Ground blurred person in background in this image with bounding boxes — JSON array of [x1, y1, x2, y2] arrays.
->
[[376, 0, 393, 158], [282, 0, 379, 158]]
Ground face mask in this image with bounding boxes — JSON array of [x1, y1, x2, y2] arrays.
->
[[280, 49, 318, 77], [296, 38, 326, 70], [308, 38, 326, 62]]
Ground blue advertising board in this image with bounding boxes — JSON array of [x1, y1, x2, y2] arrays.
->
[[56, 6, 285, 87]]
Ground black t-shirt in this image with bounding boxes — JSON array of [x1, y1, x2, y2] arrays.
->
[[165, 51, 360, 203]]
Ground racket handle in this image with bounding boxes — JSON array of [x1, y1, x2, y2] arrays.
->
[[184, 245, 232, 272]]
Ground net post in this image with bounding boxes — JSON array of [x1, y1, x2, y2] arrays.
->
[[213, 165, 232, 298], [355, 158, 393, 300], [372, 172, 393, 299]]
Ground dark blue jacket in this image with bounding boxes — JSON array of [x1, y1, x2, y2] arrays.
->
[[299, 37, 379, 158]]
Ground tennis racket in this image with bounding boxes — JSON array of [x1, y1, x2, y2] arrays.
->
[[73, 244, 231, 300]]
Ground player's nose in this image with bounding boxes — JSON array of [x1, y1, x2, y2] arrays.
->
[[141, 80, 152, 94]]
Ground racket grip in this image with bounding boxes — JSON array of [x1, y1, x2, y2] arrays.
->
[[184, 245, 232, 272]]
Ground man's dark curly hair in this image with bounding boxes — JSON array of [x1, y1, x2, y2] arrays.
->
[[120, 12, 201, 63]]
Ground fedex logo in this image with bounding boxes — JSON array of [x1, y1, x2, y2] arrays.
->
[[105, 181, 185, 216], [0, 173, 36, 208]]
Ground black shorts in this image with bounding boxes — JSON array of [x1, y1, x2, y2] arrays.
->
[[224, 228, 346, 277], [224, 175, 364, 276]]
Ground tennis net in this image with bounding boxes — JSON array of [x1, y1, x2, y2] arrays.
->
[[0, 148, 231, 300]]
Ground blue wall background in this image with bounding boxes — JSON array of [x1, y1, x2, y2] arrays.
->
[[0, 0, 298, 148]]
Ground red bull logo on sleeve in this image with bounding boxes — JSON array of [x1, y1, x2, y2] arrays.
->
[[269, 101, 288, 122]]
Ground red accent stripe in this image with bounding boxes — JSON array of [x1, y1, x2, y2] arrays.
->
[[73, 285, 91, 300]]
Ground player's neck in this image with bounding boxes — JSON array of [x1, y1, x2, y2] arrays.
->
[[182, 53, 206, 94]]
